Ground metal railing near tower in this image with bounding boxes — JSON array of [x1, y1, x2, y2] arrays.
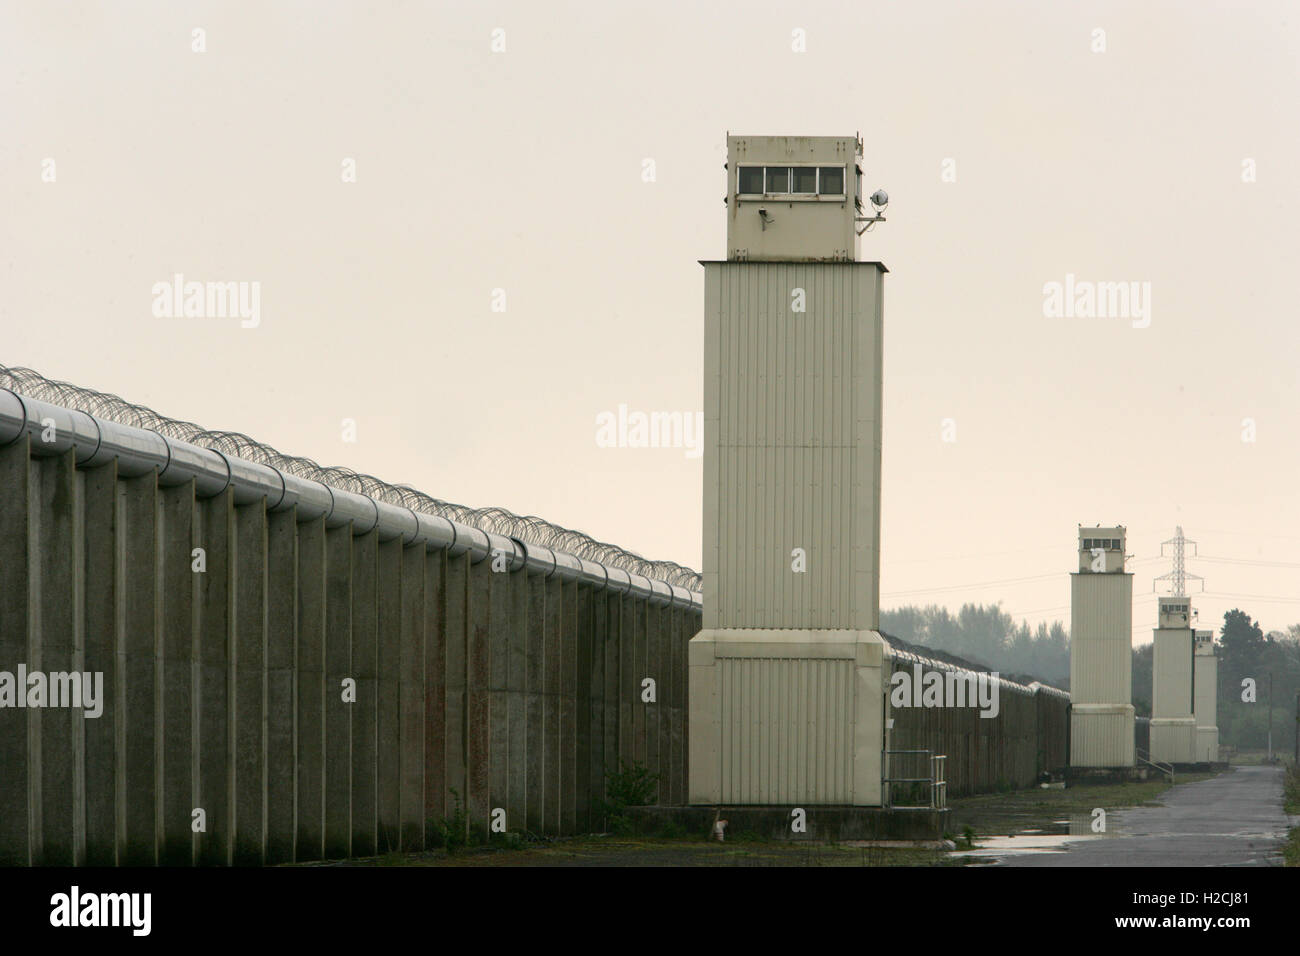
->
[[882, 749, 947, 810]]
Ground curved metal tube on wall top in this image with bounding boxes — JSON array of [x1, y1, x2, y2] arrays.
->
[[605, 566, 631, 594], [280, 471, 334, 523], [626, 572, 654, 602], [0, 386, 703, 610], [484, 532, 525, 572], [647, 579, 673, 607], [552, 551, 582, 581], [157, 437, 230, 497], [883, 643, 1064, 702], [372, 500, 420, 545], [416, 512, 459, 552], [577, 558, 608, 589], [512, 537, 556, 578]]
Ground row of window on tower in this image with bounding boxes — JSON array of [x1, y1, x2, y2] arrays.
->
[[1082, 538, 1121, 550], [737, 164, 847, 197]]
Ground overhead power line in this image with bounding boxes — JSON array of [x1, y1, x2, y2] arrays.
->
[[1198, 555, 1300, 569]]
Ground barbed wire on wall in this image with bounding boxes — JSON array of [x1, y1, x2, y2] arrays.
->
[[0, 365, 703, 591]]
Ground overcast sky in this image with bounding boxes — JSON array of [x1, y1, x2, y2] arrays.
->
[[3, 0, 1298, 644]]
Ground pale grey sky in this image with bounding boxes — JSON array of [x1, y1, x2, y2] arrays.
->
[[3, 0, 1298, 643]]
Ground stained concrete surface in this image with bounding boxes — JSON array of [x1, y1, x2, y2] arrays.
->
[[989, 765, 1295, 867]]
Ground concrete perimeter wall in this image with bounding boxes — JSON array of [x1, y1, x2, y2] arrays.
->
[[886, 656, 1070, 797], [0, 437, 698, 865]]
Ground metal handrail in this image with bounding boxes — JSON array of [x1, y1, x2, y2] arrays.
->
[[1136, 748, 1175, 783], [883, 748, 947, 809]]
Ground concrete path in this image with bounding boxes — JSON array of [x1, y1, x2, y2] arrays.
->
[[994, 766, 1295, 867]]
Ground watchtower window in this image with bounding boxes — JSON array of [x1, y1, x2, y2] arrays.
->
[[737, 166, 763, 194], [738, 164, 848, 198], [818, 166, 844, 195], [792, 166, 817, 194]]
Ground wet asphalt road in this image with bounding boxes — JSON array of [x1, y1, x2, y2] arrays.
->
[[996, 765, 1295, 867]]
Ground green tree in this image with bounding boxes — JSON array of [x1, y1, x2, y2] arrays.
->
[[1220, 608, 1267, 676], [1131, 644, 1153, 718]]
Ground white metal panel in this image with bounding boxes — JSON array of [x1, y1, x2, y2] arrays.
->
[[1150, 720, 1196, 764], [1070, 706, 1136, 767], [1193, 646, 1218, 747], [1152, 627, 1194, 719], [1069, 572, 1133, 705], [718, 656, 854, 803], [1070, 566, 1135, 768], [703, 262, 884, 631]]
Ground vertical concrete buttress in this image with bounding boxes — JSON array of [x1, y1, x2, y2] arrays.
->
[[506, 569, 529, 834], [119, 472, 158, 865], [396, 542, 425, 850], [322, 524, 352, 859], [0, 439, 30, 865], [349, 530, 378, 857], [232, 500, 267, 865], [294, 515, 326, 861], [264, 508, 297, 864], [524, 572, 545, 834], [159, 481, 195, 866], [82, 460, 117, 866], [375, 537, 402, 853]]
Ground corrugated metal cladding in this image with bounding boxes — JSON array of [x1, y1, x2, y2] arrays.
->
[[1069, 573, 1133, 704], [718, 658, 854, 803], [1150, 722, 1196, 764], [1070, 711, 1135, 767], [1194, 653, 1218, 726], [1152, 629, 1194, 719], [703, 262, 884, 631]]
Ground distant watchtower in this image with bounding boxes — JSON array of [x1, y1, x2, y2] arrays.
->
[[1151, 596, 1196, 764], [1193, 630, 1219, 762], [690, 134, 890, 806], [1069, 526, 1135, 768]]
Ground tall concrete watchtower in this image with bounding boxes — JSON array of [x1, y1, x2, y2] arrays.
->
[[1193, 629, 1219, 762], [1069, 526, 1135, 768], [689, 134, 890, 805], [1150, 596, 1196, 764]]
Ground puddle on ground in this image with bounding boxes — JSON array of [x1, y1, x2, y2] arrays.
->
[[953, 815, 1121, 860]]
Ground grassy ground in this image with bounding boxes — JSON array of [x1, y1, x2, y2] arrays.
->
[[310, 773, 1217, 867]]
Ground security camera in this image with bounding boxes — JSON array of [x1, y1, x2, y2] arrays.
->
[[870, 189, 889, 208]]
